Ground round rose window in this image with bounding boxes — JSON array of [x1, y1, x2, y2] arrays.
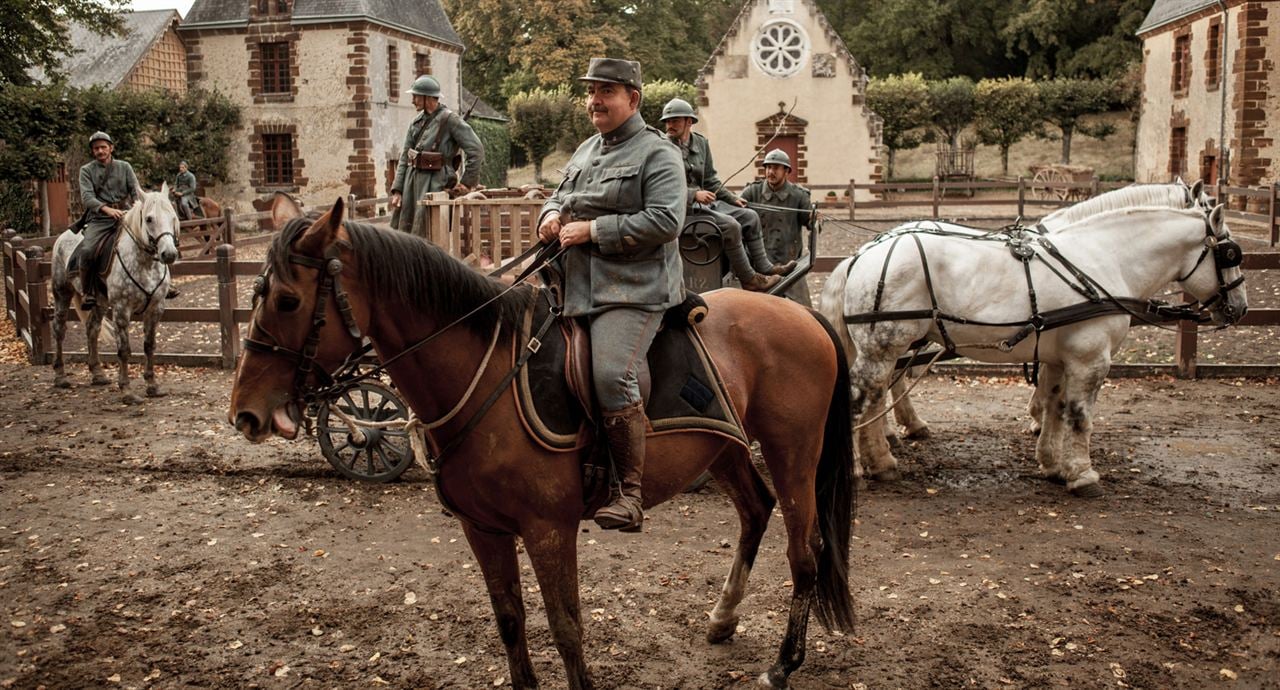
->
[[751, 19, 809, 78]]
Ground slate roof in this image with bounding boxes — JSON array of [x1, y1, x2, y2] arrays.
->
[[30, 9, 179, 89], [460, 86, 507, 122], [1137, 0, 1219, 35], [182, 0, 462, 49]]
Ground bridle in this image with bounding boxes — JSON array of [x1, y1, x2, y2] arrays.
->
[[114, 200, 179, 310], [242, 225, 364, 403], [1175, 210, 1246, 324]]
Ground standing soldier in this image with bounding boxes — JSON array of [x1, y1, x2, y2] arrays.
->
[[74, 131, 140, 310], [389, 75, 486, 237], [740, 149, 813, 306], [660, 98, 791, 291], [174, 161, 202, 220], [537, 58, 685, 532]]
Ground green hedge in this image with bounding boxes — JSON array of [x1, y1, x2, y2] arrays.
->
[[471, 118, 510, 188]]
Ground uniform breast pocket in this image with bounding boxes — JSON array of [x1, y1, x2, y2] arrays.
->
[[601, 165, 641, 210], [556, 165, 581, 195]]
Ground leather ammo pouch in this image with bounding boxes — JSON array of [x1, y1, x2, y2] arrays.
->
[[414, 151, 445, 171]]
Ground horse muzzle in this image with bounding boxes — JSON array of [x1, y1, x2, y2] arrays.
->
[[232, 400, 301, 442]]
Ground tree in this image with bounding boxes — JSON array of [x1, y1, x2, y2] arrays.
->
[[2, 0, 127, 86], [1036, 78, 1115, 164], [926, 76, 975, 149], [974, 77, 1041, 176], [637, 79, 697, 130], [508, 88, 569, 183], [1001, 0, 1146, 77], [866, 73, 930, 179]]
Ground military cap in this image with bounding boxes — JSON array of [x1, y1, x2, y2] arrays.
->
[[763, 149, 792, 169], [407, 75, 442, 97], [660, 98, 697, 123], [89, 131, 113, 146], [578, 58, 642, 90]]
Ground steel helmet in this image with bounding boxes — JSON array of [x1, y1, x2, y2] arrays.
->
[[763, 149, 791, 169], [660, 98, 698, 123], [89, 131, 114, 146], [407, 75, 442, 97]]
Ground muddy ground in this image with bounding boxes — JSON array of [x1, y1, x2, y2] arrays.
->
[[1, 351, 1278, 689]]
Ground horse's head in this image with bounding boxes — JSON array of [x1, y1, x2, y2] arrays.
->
[[1177, 203, 1248, 326], [128, 184, 181, 264], [229, 194, 370, 442]]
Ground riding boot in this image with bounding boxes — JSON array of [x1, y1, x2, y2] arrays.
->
[[593, 401, 648, 532], [74, 246, 97, 310], [726, 239, 778, 292]]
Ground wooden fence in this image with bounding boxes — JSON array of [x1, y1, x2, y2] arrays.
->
[[4, 188, 1278, 377]]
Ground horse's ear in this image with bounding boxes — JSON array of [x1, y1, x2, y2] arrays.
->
[[1190, 180, 1204, 205], [1174, 175, 1186, 187], [295, 197, 346, 256], [271, 192, 303, 229], [1209, 203, 1225, 235]]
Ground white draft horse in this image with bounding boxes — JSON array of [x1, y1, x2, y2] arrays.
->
[[51, 186, 180, 403], [858, 182, 1214, 477], [822, 202, 1246, 496]]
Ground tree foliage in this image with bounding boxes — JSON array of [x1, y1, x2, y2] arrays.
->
[[638, 79, 698, 130], [973, 77, 1041, 176], [926, 76, 975, 149], [1001, 0, 1148, 78], [1035, 78, 1116, 164], [866, 73, 930, 179], [1, 0, 127, 86], [469, 118, 511, 188], [508, 88, 572, 183]]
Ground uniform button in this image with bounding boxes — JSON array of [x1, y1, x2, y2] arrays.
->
[[592, 160, 601, 166]]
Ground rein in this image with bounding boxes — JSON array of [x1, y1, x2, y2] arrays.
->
[[112, 206, 177, 313]]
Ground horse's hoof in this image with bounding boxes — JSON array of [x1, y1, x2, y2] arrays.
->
[[1040, 474, 1067, 485], [54, 376, 71, 389], [706, 617, 739, 644], [756, 669, 787, 688], [1070, 482, 1105, 498], [869, 468, 901, 482], [903, 424, 931, 440], [146, 386, 166, 398], [121, 392, 143, 405]]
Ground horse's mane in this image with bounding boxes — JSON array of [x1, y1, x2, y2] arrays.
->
[[1041, 184, 1189, 228], [1053, 204, 1204, 234], [271, 218, 533, 337], [122, 187, 177, 230]]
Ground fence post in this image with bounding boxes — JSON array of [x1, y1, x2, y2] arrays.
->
[[24, 246, 47, 365], [1090, 176, 1100, 199], [216, 244, 240, 369], [1175, 291, 1198, 379], [931, 176, 940, 219], [847, 178, 856, 220], [347, 193, 357, 220], [1270, 181, 1278, 247], [1017, 176, 1026, 219], [221, 208, 236, 246], [12, 237, 28, 343], [3, 229, 16, 322]]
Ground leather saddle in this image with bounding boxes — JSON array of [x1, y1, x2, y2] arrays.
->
[[67, 225, 119, 295], [514, 286, 748, 452]]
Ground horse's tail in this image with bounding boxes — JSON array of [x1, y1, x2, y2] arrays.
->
[[809, 309, 857, 633]]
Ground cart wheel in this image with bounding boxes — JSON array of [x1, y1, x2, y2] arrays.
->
[[316, 380, 414, 482], [679, 218, 725, 266]]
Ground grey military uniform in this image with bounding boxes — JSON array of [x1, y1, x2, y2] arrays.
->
[[539, 112, 685, 410], [678, 132, 773, 278], [390, 105, 485, 236], [741, 179, 814, 306], [75, 159, 140, 278], [175, 170, 200, 219]]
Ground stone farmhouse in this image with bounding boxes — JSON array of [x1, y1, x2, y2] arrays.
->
[[179, 0, 469, 212], [695, 0, 883, 197], [1134, 0, 1276, 203]]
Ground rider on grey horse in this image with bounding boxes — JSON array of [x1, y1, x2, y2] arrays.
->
[[75, 132, 140, 310]]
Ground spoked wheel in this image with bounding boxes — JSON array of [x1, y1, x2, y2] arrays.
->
[[316, 380, 414, 482], [679, 218, 725, 266]]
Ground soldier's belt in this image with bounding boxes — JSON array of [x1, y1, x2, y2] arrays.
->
[[409, 149, 444, 171]]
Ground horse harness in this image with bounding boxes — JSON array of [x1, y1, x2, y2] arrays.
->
[[842, 216, 1245, 378], [112, 212, 178, 314]]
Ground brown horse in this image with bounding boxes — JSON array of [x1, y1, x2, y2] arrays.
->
[[173, 193, 222, 221], [228, 195, 856, 689]]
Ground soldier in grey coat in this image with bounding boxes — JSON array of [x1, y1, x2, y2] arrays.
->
[[389, 75, 486, 237], [174, 161, 202, 220], [537, 58, 685, 533], [660, 98, 794, 291], [740, 149, 814, 306], [75, 131, 140, 310]]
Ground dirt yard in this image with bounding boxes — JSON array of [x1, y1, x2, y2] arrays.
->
[[2, 343, 1278, 689]]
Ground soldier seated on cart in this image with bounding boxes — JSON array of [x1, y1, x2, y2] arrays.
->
[[660, 98, 793, 292], [740, 149, 813, 306]]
